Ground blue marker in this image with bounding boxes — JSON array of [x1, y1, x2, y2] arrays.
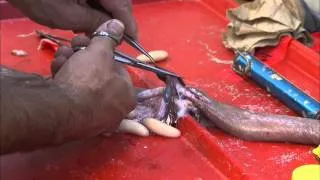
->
[[233, 52, 320, 119]]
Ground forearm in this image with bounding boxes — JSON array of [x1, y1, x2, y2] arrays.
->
[[0, 66, 124, 154]]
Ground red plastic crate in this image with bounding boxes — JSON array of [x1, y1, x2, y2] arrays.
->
[[1, 0, 319, 180]]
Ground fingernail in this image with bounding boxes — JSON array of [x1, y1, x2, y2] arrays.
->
[[55, 46, 73, 59], [107, 19, 125, 36], [71, 35, 90, 48]]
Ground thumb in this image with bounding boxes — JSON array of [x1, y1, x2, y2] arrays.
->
[[86, 19, 125, 53], [84, 19, 125, 72]]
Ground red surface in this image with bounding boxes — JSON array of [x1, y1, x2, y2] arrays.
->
[[1, 0, 319, 180], [309, 32, 320, 54], [255, 36, 320, 101]]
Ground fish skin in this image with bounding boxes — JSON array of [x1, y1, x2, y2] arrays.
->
[[184, 87, 320, 145]]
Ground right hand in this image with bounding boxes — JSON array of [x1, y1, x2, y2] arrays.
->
[[8, 0, 138, 38], [52, 19, 136, 134]]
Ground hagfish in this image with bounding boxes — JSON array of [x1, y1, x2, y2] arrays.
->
[[182, 86, 320, 145], [117, 77, 320, 145]]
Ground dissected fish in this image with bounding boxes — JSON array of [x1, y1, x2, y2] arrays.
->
[[118, 77, 320, 145]]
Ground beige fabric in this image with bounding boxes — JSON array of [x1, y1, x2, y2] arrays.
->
[[223, 0, 313, 53]]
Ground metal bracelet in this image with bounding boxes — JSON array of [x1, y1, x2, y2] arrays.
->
[[91, 31, 122, 45]]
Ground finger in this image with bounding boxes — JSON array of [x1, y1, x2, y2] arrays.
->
[[83, 19, 125, 73], [99, 0, 138, 39], [71, 34, 90, 48], [87, 19, 125, 54], [55, 46, 74, 59], [51, 56, 68, 76]]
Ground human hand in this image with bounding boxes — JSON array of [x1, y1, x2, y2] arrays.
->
[[52, 19, 136, 134], [8, 0, 137, 38]]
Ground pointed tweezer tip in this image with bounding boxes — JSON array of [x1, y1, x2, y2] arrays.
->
[[123, 34, 155, 62]]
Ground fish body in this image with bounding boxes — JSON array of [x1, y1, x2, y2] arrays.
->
[[185, 88, 320, 145], [124, 78, 320, 145]]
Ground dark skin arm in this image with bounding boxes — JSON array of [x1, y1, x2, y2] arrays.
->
[[0, 20, 136, 155], [7, 0, 138, 38], [1, 67, 94, 154]]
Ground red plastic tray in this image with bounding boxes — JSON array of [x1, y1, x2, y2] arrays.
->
[[1, 0, 319, 180]]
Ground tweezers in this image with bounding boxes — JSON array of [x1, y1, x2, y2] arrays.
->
[[116, 35, 182, 79], [36, 30, 154, 62], [36, 31, 182, 79], [114, 51, 181, 78], [36, 30, 69, 46], [123, 34, 155, 63], [84, 0, 156, 62]]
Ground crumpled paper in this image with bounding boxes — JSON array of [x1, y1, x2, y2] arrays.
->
[[223, 0, 313, 53]]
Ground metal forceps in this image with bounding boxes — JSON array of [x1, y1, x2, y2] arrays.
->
[[122, 34, 155, 63], [36, 30, 153, 61], [113, 51, 181, 79], [85, 0, 155, 62], [36, 31, 182, 79], [100, 33, 182, 79]]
